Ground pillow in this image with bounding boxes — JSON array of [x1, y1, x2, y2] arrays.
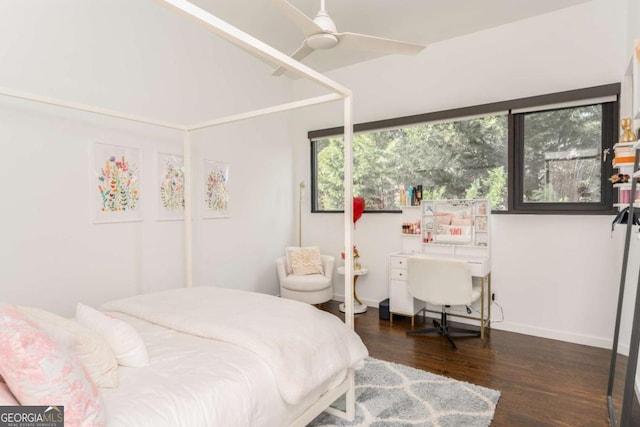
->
[[287, 246, 324, 276], [17, 306, 119, 388], [0, 382, 18, 406], [76, 303, 149, 367], [0, 304, 105, 426], [284, 246, 303, 274]]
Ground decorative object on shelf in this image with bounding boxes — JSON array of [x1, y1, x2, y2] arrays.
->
[[619, 118, 638, 142], [609, 173, 631, 184], [613, 143, 636, 166], [399, 185, 407, 206], [341, 246, 361, 270], [92, 142, 142, 224], [477, 202, 487, 215], [399, 184, 425, 207], [402, 221, 421, 235], [476, 216, 488, 231]]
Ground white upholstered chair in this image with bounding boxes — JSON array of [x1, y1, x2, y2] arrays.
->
[[276, 252, 334, 305], [406, 256, 481, 349]]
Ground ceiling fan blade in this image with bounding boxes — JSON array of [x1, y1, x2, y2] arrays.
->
[[336, 32, 425, 55], [271, 0, 323, 37], [272, 42, 316, 76]]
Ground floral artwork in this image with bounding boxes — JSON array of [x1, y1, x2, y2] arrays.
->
[[157, 153, 184, 220], [92, 143, 142, 223], [97, 156, 139, 212], [203, 160, 230, 218]]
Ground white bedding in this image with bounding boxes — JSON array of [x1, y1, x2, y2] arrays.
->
[[100, 313, 320, 427], [101, 287, 368, 426]]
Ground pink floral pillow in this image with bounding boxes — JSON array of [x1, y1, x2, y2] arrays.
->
[[0, 304, 105, 427], [0, 382, 18, 405]]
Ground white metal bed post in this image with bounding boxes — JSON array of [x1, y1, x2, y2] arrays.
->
[[342, 95, 356, 419], [343, 95, 354, 329], [183, 130, 193, 288]]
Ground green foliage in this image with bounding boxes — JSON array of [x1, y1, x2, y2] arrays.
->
[[315, 115, 508, 210], [522, 105, 602, 203], [315, 104, 603, 210]]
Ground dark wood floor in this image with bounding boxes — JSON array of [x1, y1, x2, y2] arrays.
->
[[322, 301, 620, 427]]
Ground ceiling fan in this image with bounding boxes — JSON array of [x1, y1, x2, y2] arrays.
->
[[271, 0, 425, 76]]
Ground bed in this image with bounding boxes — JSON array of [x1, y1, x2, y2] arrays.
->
[[0, 287, 368, 427], [0, 0, 360, 424], [99, 287, 368, 426]]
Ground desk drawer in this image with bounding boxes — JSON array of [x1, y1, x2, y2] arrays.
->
[[390, 268, 407, 281], [390, 256, 408, 270]]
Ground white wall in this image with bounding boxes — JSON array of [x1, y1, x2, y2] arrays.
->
[[0, 1, 295, 316], [190, 115, 294, 294], [291, 0, 629, 348], [0, 101, 184, 316]]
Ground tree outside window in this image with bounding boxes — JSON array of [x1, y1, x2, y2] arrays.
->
[[313, 115, 508, 212], [521, 105, 602, 204]]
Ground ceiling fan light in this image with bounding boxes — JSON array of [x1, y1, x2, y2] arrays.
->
[[307, 33, 338, 50]]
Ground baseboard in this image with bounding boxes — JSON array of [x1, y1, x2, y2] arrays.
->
[[332, 294, 380, 309], [488, 321, 612, 349], [333, 293, 613, 349]]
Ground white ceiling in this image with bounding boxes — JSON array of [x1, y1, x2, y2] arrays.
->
[[190, 0, 592, 74]]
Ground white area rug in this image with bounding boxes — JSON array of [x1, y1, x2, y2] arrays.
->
[[309, 357, 500, 427]]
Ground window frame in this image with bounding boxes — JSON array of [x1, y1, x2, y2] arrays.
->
[[309, 83, 620, 215], [511, 102, 616, 213]]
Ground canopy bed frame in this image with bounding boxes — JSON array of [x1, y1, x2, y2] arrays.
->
[[0, 0, 357, 424]]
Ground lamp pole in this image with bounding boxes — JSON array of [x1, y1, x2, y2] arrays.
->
[[298, 181, 305, 247]]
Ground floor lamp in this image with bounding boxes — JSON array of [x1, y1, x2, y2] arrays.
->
[[298, 181, 305, 247]]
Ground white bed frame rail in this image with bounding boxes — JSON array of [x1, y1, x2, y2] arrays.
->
[[0, 0, 357, 423]]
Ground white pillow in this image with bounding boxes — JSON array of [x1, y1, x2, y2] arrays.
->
[[0, 304, 105, 426], [287, 246, 324, 276], [17, 306, 119, 388], [76, 303, 149, 368]]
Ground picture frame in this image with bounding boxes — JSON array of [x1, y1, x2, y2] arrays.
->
[[202, 159, 230, 219], [156, 152, 184, 221], [91, 142, 142, 223]]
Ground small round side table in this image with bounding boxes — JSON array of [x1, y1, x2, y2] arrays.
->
[[337, 266, 369, 314]]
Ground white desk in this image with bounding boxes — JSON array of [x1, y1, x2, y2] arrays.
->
[[337, 266, 368, 314], [388, 252, 491, 338]]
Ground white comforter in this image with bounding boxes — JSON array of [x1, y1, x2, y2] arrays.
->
[[101, 286, 368, 405], [101, 313, 298, 427]]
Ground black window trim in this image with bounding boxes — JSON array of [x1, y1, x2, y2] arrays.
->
[[309, 83, 620, 215]]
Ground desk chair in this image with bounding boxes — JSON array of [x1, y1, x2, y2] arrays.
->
[[406, 257, 481, 349]]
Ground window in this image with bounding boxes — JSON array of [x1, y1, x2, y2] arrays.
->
[[513, 103, 615, 212], [312, 115, 508, 212], [310, 84, 619, 214]]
